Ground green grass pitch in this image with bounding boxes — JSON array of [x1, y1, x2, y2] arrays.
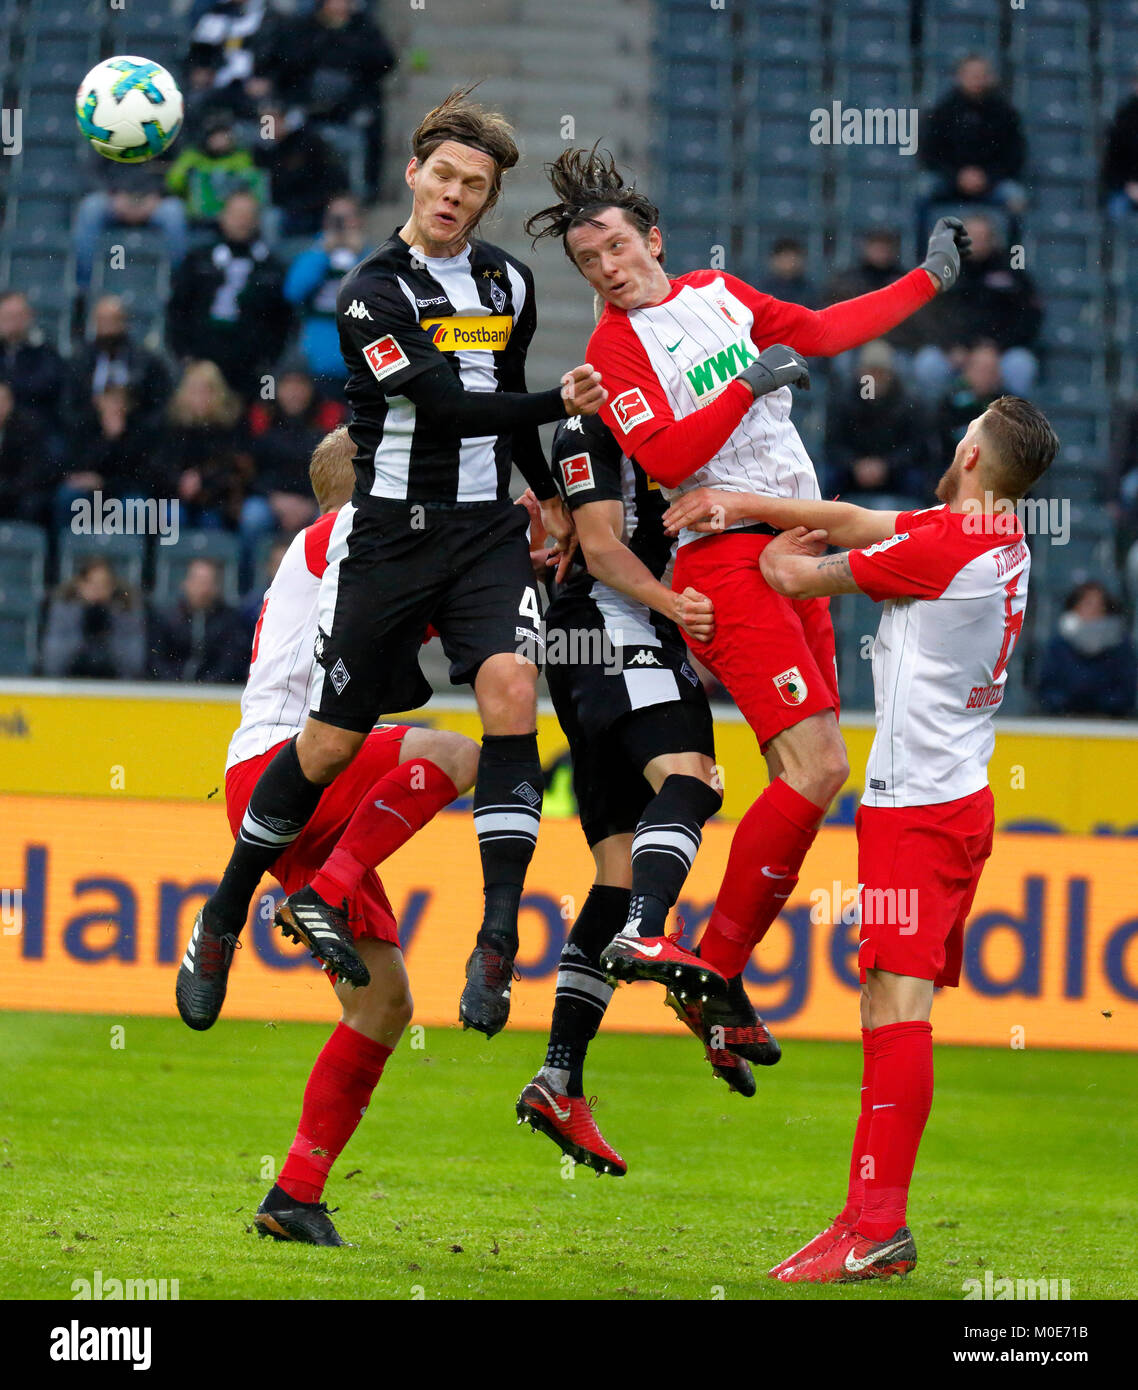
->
[[1, 1011, 1133, 1301]]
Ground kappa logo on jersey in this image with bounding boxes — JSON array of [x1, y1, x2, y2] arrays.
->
[[416, 294, 448, 308], [684, 337, 757, 401], [362, 334, 410, 383], [344, 299, 372, 320], [611, 388, 654, 434], [560, 451, 594, 496], [626, 649, 662, 667], [773, 665, 808, 706], [421, 315, 512, 351], [862, 531, 911, 557]]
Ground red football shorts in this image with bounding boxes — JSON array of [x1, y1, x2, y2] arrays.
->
[[224, 724, 411, 947], [672, 531, 839, 750], [856, 785, 995, 988]]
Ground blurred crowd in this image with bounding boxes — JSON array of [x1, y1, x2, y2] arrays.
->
[[0, 0, 396, 682], [0, 21, 1134, 714]]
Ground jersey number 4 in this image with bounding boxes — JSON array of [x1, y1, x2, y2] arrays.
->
[[992, 575, 1024, 683]]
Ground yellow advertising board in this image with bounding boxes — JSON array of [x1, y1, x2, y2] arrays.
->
[[1, 794, 1134, 1050], [2, 684, 1138, 834]]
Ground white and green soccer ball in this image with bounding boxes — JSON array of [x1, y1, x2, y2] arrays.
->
[[75, 55, 184, 163]]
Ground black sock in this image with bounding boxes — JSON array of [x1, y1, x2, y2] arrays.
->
[[206, 736, 325, 934], [543, 884, 630, 1096], [473, 732, 543, 953], [624, 775, 722, 936]]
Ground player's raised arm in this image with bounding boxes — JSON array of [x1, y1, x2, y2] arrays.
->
[[663, 489, 899, 549], [571, 498, 714, 643], [724, 218, 972, 360], [759, 528, 864, 600]]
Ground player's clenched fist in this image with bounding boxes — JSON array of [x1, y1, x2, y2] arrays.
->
[[561, 363, 607, 416], [672, 586, 714, 644]]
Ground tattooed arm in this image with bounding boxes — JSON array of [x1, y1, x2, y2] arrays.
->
[[759, 527, 864, 599]]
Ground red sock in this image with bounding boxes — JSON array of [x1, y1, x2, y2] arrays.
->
[[697, 778, 824, 978], [857, 1020, 934, 1241], [311, 759, 457, 906], [278, 1022, 392, 1204], [837, 1028, 876, 1226]]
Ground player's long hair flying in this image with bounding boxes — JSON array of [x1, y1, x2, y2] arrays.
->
[[525, 145, 661, 261]]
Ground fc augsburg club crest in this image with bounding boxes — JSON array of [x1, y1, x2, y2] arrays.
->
[[773, 665, 808, 706]]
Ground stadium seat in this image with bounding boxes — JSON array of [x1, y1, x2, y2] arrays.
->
[[24, 1, 105, 32], [832, 4, 910, 52], [57, 531, 146, 593], [0, 606, 40, 676], [0, 521, 47, 600], [921, 1, 1001, 63], [743, 53, 825, 115], [86, 228, 171, 336], [153, 531, 242, 609], [833, 45, 915, 105], [1008, 0, 1091, 55], [22, 32, 101, 90], [3, 191, 74, 237]]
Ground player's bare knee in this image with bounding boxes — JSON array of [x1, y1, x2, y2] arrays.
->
[[402, 726, 479, 793], [298, 721, 362, 783], [476, 656, 538, 732]]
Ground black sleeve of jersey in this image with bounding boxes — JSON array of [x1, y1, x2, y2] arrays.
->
[[549, 414, 624, 511], [400, 362, 565, 435], [337, 272, 444, 396], [499, 262, 558, 502]]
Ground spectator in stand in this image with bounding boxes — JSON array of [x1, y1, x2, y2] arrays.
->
[[253, 94, 350, 237], [149, 555, 252, 684], [1103, 63, 1138, 220], [54, 385, 163, 533], [0, 380, 54, 525], [920, 54, 1027, 221], [284, 193, 364, 388], [1037, 583, 1137, 718], [248, 364, 345, 532], [255, 0, 397, 199], [166, 360, 271, 547], [166, 190, 293, 399], [73, 159, 187, 290], [165, 110, 269, 226], [913, 214, 1041, 398], [187, 0, 271, 108], [67, 296, 172, 432], [0, 292, 65, 422], [754, 236, 818, 308], [41, 557, 147, 681], [822, 340, 930, 501], [936, 343, 1007, 463], [824, 229, 931, 356]]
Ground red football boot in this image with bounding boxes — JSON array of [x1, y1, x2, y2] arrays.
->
[[768, 1218, 852, 1278], [665, 992, 756, 1097], [600, 927, 727, 999], [515, 1076, 627, 1176], [778, 1225, 917, 1284]]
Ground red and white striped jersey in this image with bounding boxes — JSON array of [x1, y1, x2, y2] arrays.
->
[[589, 269, 821, 544], [847, 504, 1031, 808], [225, 510, 338, 771]]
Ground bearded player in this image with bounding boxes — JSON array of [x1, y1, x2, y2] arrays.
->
[[191, 91, 606, 1045], [666, 396, 1058, 1281], [177, 427, 479, 1245], [525, 148, 970, 1065]]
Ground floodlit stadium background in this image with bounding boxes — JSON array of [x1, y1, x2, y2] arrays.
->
[[0, 0, 1135, 1052]]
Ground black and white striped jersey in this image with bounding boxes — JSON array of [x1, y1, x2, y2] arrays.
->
[[548, 412, 678, 652], [336, 230, 542, 504]]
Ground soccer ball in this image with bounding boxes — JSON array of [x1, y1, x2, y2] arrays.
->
[[75, 55, 183, 163]]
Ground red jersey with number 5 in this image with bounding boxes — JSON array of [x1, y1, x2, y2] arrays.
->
[[847, 503, 1030, 807]]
